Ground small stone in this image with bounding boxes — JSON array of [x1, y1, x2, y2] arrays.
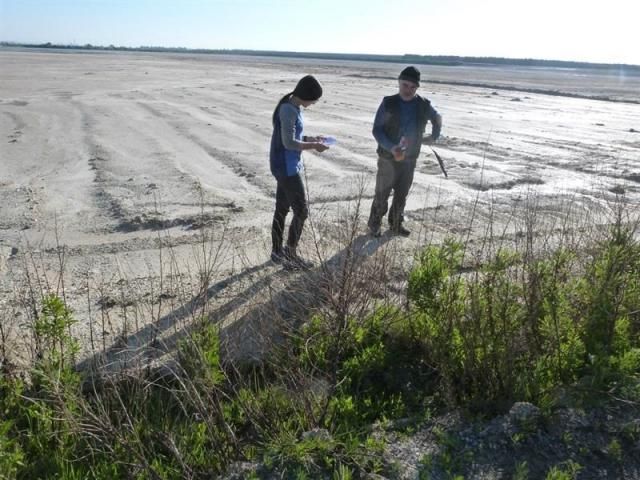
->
[[0, 246, 14, 271], [509, 402, 542, 429]]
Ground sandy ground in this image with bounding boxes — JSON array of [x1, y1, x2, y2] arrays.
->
[[1, 49, 639, 368]]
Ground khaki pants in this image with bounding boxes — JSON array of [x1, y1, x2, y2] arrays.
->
[[367, 155, 416, 231]]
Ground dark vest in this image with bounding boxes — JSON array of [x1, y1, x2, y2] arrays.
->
[[376, 94, 431, 159]]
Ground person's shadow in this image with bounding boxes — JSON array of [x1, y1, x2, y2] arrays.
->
[[76, 261, 273, 372], [78, 232, 393, 373], [215, 232, 395, 363]]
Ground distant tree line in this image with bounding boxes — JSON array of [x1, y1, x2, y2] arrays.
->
[[1, 41, 639, 72]]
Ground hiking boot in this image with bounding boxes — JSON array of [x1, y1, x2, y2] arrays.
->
[[282, 246, 314, 271], [270, 250, 284, 264], [390, 224, 411, 237], [368, 225, 382, 238]]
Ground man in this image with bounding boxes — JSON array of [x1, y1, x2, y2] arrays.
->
[[367, 66, 442, 237]]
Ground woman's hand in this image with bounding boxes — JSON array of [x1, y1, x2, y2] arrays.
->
[[302, 138, 329, 152], [313, 142, 329, 152]]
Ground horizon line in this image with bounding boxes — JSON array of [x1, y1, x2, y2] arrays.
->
[[2, 41, 639, 69]]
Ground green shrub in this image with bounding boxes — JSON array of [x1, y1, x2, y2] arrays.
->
[[409, 241, 530, 412], [32, 295, 81, 393], [579, 228, 640, 356], [177, 323, 224, 389], [296, 308, 435, 432], [544, 460, 582, 480], [404, 226, 640, 414], [2, 220, 637, 478], [0, 419, 24, 480]]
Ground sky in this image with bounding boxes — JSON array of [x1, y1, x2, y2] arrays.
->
[[1, 0, 639, 65]]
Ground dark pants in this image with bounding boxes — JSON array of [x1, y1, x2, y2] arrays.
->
[[368, 156, 416, 231], [271, 173, 309, 253]]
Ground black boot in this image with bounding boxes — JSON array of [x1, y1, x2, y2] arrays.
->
[[391, 224, 411, 237], [283, 246, 314, 271]]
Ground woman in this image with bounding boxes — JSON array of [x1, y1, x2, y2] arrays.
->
[[269, 75, 328, 270]]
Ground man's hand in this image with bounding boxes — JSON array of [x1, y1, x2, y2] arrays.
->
[[391, 145, 406, 161]]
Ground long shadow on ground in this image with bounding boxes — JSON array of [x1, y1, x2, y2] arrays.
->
[[78, 232, 393, 372]]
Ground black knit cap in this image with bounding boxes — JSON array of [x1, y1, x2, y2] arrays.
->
[[293, 75, 323, 101], [398, 66, 420, 86]]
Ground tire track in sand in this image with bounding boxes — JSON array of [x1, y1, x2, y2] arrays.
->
[[2, 110, 27, 144], [135, 99, 275, 199], [77, 101, 239, 232]]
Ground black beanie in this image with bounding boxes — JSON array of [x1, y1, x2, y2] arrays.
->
[[398, 66, 420, 86], [293, 75, 323, 101]]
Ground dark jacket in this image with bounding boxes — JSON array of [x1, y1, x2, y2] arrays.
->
[[374, 94, 440, 160]]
